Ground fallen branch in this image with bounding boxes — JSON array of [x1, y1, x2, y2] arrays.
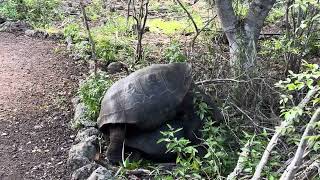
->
[[125, 168, 151, 176], [280, 107, 320, 180], [293, 156, 320, 180], [227, 137, 254, 180], [251, 86, 319, 180], [195, 79, 248, 85]]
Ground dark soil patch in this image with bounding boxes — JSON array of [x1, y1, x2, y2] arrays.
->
[[0, 32, 86, 179]]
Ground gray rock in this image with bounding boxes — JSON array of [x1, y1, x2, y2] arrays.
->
[[87, 166, 114, 180], [107, 62, 126, 74], [0, 21, 32, 32], [48, 32, 63, 40], [66, 36, 73, 51], [75, 127, 100, 143], [25, 29, 36, 36], [67, 154, 91, 171], [70, 136, 98, 159], [72, 102, 97, 128], [72, 96, 81, 107], [71, 162, 100, 180], [67, 136, 98, 171]]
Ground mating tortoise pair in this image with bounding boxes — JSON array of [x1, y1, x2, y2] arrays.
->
[[97, 63, 222, 163]]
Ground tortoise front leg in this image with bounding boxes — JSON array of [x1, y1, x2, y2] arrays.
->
[[107, 124, 125, 164]]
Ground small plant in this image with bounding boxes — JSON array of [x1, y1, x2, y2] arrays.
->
[[63, 23, 82, 42], [164, 41, 187, 63], [156, 95, 236, 179], [266, 5, 285, 23], [158, 125, 202, 179], [78, 72, 113, 120]]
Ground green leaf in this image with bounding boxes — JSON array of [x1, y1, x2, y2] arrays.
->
[[287, 83, 296, 91]]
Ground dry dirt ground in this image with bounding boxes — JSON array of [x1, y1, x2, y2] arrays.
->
[[0, 32, 86, 179]]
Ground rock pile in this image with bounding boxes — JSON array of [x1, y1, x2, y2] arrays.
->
[[67, 97, 114, 180]]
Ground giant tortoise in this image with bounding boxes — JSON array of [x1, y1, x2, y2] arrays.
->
[[98, 63, 222, 163], [98, 63, 194, 163]]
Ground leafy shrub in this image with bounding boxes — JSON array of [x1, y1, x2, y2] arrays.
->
[[164, 41, 187, 63], [0, 0, 61, 27], [73, 40, 91, 60], [231, 61, 319, 179], [0, 0, 25, 20], [24, 0, 62, 27], [92, 19, 134, 62], [157, 95, 236, 179], [84, 0, 104, 21], [78, 72, 113, 120], [63, 23, 83, 42]]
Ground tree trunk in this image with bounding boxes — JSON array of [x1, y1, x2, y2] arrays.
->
[[213, 0, 276, 76]]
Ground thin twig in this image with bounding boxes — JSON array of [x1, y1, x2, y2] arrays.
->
[[175, 0, 198, 33], [79, 0, 97, 75], [231, 102, 276, 132], [195, 78, 248, 85]]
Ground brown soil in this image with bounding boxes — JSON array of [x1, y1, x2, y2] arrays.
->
[[0, 32, 86, 179]]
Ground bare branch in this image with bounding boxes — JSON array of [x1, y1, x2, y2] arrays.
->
[[125, 168, 151, 176], [195, 78, 248, 85], [79, 0, 97, 75], [227, 138, 254, 180], [191, 15, 217, 48], [175, 0, 199, 34], [231, 102, 276, 132], [251, 86, 320, 180], [293, 156, 320, 180], [129, 0, 149, 63], [280, 107, 320, 180]]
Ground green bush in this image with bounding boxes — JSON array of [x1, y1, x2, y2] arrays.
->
[[0, 0, 25, 20], [0, 0, 61, 27], [157, 95, 236, 179], [92, 20, 134, 62], [78, 72, 113, 120], [164, 41, 187, 63], [63, 23, 83, 42]]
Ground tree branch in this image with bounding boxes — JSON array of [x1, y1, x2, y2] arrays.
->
[[251, 86, 320, 180], [244, 0, 276, 41], [175, 0, 199, 34], [280, 107, 320, 180], [293, 156, 320, 180], [227, 138, 254, 180], [215, 0, 238, 44]]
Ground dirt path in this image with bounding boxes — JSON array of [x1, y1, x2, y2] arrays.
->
[[0, 32, 85, 179]]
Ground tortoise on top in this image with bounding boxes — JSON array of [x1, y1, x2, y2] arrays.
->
[[98, 63, 193, 163]]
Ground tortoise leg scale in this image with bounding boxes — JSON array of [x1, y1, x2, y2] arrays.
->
[[107, 124, 125, 164]]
